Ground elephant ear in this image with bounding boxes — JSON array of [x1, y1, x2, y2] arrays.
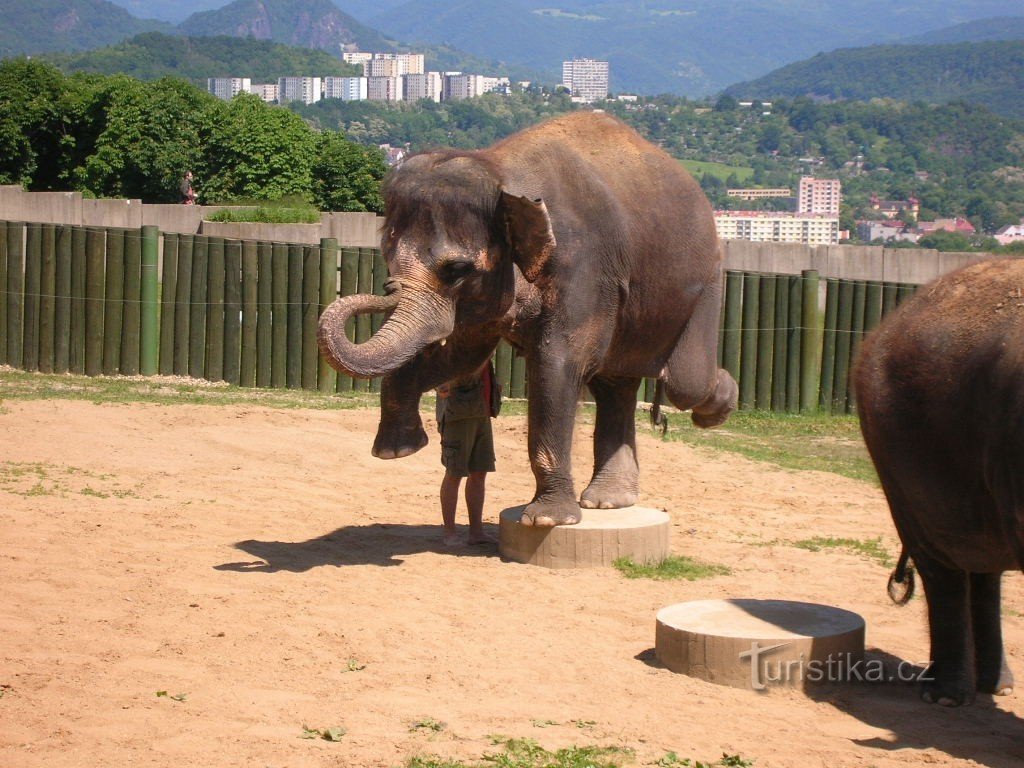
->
[[501, 192, 556, 283]]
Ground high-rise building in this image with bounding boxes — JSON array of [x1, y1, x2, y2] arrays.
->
[[277, 77, 322, 105], [443, 73, 486, 101], [207, 77, 251, 101], [797, 176, 842, 216], [251, 83, 279, 103], [714, 210, 840, 245], [561, 58, 609, 103], [368, 76, 403, 102], [403, 72, 442, 103], [324, 76, 368, 101]]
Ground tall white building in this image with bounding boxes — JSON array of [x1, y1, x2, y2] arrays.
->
[[207, 77, 251, 101], [277, 76, 322, 105], [561, 58, 609, 103], [251, 83, 279, 103], [714, 211, 840, 246], [324, 76, 368, 101], [404, 72, 442, 102], [797, 176, 842, 216]]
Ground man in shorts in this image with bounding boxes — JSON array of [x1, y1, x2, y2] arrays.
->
[[435, 361, 499, 547]]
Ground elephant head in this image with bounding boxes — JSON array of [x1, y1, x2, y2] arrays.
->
[[317, 150, 556, 457]]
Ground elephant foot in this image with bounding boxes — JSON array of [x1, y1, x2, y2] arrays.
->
[[519, 498, 581, 527], [920, 668, 973, 707], [978, 663, 1014, 697], [580, 481, 638, 510], [691, 370, 738, 429], [372, 423, 428, 459]]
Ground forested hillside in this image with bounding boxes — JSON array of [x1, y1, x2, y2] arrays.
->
[[0, 0, 168, 57], [724, 40, 1024, 119], [44, 34, 361, 85]]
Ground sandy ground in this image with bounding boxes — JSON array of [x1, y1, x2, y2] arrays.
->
[[1, 392, 1022, 768]]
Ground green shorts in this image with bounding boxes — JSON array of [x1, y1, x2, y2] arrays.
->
[[440, 416, 496, 477]]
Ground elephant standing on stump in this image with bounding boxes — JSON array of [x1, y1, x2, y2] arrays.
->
[[319, 111, 737, 527], [855, 259, 1024, 705]]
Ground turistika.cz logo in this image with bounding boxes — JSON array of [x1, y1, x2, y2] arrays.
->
[[739, 641, 932, 691]]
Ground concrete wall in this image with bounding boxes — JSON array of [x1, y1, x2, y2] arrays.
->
[[199, 220, 323, 245]]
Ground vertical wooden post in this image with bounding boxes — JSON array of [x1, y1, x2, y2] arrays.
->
[[336, 246, 359, 392], [241, 240, 259, 388], [739, 272, 759, 410], [205, 236, 226, 382], [845, 280, 868, 412], [271, 242, 288, 389], [770, 275, 789, 412], [799, 270, 820, 412], [70, 226, 87, 374], [495, 341, 513, 394], [103, 229, 125, 375], [755, 275, 775, 411], [159, 233, 179, 376], [818, 279, 839, 412], [120, 227, 142, 375], [317, 238, 339, 393], [53, 226, 72, 373], [831, 280, 855, 414], [286, 243, 304, 389], [6, 223, 25, 369], [84, 226, 106, 376], [38, 224, 56, 373], [223, 239, 242, 385], [256, 242, 273, 388], [785, 276, 802, 413], [301, 244, 320, 389], [0, 221, 7, 366], [188, 235, 209, 380], [23, 223, 42, 372], [721, 270, 742, 385], [139, 225, 159, 376], [173, 234, 193, 376], [369, 248, 387, 394]]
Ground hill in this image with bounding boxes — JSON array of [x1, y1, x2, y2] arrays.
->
[[722, 40, 1024, 119], [0, 0, 169, 57], [45, 33, 362, 83], [177, 0, 395, 53], [898, 15, 1024, 44], [363, 0, 1012, 96]]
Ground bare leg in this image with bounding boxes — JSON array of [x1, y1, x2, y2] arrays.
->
[[581, 376, 640, 509], [465, 471, 494, 544], [440, 471, 462, 546]]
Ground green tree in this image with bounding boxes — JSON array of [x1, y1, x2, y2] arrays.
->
[[0, 59, 66, 186], [918, 230, 973, 251], [310, 132, 387, 213], [201, 93, 316, 202]]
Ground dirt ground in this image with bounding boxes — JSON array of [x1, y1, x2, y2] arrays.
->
[[1, 391, 1023, 768]]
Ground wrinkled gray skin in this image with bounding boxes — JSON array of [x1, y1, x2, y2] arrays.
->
[[319, 112, 737, 527], [855, 259, 1024, 706]]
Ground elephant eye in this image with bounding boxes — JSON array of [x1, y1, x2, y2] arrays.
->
[[440, 259, 475, 283]]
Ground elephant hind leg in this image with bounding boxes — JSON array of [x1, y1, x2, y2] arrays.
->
[[661, 285, 737, 428], [916, 554, 974, 706], [580, 376, 640, 509], [970, 572, 1013, 695]]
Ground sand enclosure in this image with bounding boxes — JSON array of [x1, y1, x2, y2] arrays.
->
[[1, 393, 1022, 767]]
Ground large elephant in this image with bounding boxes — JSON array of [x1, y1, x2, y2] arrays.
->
[[318, 111, 737, 526], [855, 259, 1024, 705]]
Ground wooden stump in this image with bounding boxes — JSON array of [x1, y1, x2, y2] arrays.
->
[[655, 598, 865, 690], [498, 505, 670, 569]]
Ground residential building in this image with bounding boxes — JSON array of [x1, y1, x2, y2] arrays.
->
[[916, 217, 975, 237], [856, 220, 917, 243], [797, 176, 841, 215], [352, 52, 425, 77], [869, 194, 919, 220], [561, 58, 609, 103], [443, 73, 486, 101], [403, 72, 442, 102], [207, 77, 251, 101], [714, 211, 840, 245], [324, 76, 367, 101], [342, 52, 373, 70], [251, 83, 278, 103], [727, 188, 791, 200], [277, 76, 322, 105], [995, 221, 1024, 246], [368, 75, 402, 102]]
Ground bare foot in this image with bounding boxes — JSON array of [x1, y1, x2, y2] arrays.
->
[[467, 531, 497, 546], [442, 530, 461, 548]]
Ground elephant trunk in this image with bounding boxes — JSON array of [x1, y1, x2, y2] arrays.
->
[[317, 290, 454, 379]]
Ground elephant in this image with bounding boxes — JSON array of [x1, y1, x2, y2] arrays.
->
[[318, 111, 737, 527], [854, 258, 1024, 705]]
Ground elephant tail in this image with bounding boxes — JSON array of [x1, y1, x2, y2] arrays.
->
[[650, 379, 669, 436], [887, 549, 915, 605]]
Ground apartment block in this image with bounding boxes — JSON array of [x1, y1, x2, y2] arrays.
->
[[277, 76, 322, 105], [561, 58, 609, 103], [368, 75, 403, 102], [403, 72, 442, 102], [797, 176, 841, 215], [714, 211, 840, 245], [251, 83, 278, 103], [726, 188, 792, 200], [443, 73, 487, 101], [207, 77, 251, 101], [324, 76, 368, 101]]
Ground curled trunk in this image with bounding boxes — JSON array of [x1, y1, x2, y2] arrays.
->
[[317, 291, 454, 379]]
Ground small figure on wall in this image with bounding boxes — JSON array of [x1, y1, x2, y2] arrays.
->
[[180, 170, 197, 205]]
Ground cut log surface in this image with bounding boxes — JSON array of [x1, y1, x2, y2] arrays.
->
[[498, 505, 670, 569], [655, 598, 866, 690]]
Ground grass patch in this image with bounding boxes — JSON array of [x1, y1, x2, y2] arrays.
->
[[0, 460, 138, 499], [614, 555, 731, 581], [654, 408, 876, 484], [792, 536, 895, 568], [408, 738, 631, 768], [678, 159, 753, 183], [205, 206, 320, 224]]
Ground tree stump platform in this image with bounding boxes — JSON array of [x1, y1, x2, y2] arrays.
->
[[655, 598, 865, 690], [498, 505, 670, 569]]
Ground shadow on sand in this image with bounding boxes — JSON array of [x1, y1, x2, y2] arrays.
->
[[214, 522, 499, 572]]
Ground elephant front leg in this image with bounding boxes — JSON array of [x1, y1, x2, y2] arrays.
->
[[918, 557, 974, 706], [580, 376, 640, 509], [971, 572, 1014, 696], [520, 356, 583, 527]]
